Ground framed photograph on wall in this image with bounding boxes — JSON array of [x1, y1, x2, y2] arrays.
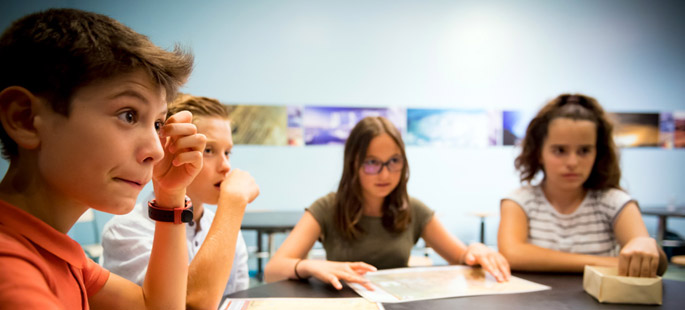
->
[[674, 111, 685, 148], [406, 108, 489, 147], [225, 104, 288, 145], [502, 110, 535, 146], [659, 112, 674, 149], [287, 106, 304, 146], [303, 106, 405, 145], [610, 112, 660, 148]]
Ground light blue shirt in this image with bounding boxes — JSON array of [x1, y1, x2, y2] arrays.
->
[[101, 194, 249, 298]]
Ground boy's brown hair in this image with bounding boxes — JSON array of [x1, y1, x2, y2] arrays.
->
[[515, 94, 621, 190], [167, 93, 229, 123], [335, 116, 411, 241], [0, 8, 194, 159]]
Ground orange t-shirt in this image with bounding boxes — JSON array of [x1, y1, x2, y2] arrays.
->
[[0, 200, 110, 309]]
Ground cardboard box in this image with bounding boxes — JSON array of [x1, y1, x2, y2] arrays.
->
[[583, 265, 662, 305]]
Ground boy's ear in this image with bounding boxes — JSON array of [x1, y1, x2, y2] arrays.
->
[[0, 86, 42, 151]]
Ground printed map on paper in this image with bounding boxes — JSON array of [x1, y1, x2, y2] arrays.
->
[[220, 297, 384, 310], [348, 265, 550, 303]]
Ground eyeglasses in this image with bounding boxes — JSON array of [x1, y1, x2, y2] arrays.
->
[[361, 156, 404, 175]]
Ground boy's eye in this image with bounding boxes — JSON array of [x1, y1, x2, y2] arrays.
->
[[224, 151, 231, 157], [154, 120, 164, 132], [552, 147, 565, 155], [204, 147, 214, 155], [118, 110, 137, 124]]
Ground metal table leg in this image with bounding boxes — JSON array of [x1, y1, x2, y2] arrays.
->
[[256, 230, 263, 281]]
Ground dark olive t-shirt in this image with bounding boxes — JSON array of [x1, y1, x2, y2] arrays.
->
[[306, 192, 434, 270]]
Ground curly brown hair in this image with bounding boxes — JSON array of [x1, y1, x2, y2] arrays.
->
[[335, 116, 411, 241], [0, 8, 193, 159], [515, 94, 621, 190]]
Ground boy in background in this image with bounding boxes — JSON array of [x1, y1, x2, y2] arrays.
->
[[103, 94, 259, 309]]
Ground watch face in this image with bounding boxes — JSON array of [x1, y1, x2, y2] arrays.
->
[[181, 206, 194, 223]]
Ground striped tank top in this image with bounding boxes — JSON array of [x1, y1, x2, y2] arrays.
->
[[503, 186, 634, 256]]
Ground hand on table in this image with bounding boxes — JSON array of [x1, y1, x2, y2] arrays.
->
[[299, 259, 377, 291], [463, 243, 511, 282]]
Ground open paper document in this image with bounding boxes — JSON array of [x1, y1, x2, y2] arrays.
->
[[348, 265, 550, 303], [220, 297, 384, 310]]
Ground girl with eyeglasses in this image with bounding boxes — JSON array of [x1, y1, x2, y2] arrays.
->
[[265, 116, 510, 290], [498, 94, 667, 277]]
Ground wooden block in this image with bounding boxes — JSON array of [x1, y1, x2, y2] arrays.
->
[[583, 265, 662, 305]]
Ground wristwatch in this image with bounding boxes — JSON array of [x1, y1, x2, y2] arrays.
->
[[148, 197, 193, 224]]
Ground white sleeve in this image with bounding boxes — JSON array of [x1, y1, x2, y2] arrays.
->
[[225, 231, 250, 295], [502, 186, 535, 215], [603, 189, 635, 223], [100, 214, 154, 286]]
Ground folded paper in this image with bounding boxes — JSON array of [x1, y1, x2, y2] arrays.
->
[[583, 265, 662, 305]]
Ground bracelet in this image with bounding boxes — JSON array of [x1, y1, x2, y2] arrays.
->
[[294, 259, 305, 280]]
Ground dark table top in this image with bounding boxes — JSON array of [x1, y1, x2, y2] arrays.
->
[[641, 206, 685, 218], [241, 210, 304, 231], [226, 271, 685, 310]]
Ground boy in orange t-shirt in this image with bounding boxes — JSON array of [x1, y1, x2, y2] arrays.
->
[[0, 8, 205, 309]]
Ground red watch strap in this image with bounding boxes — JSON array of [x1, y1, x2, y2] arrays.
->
[[173, 207, 185, 224]]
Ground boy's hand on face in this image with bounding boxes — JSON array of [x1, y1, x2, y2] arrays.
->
[[219, 169, 260, 208], [153, 111, 206, 203]]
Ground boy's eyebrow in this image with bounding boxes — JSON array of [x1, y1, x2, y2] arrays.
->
[[109, 89, 149, 104], [110, 89, 168, 117], [205, 139, 234, 147]]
